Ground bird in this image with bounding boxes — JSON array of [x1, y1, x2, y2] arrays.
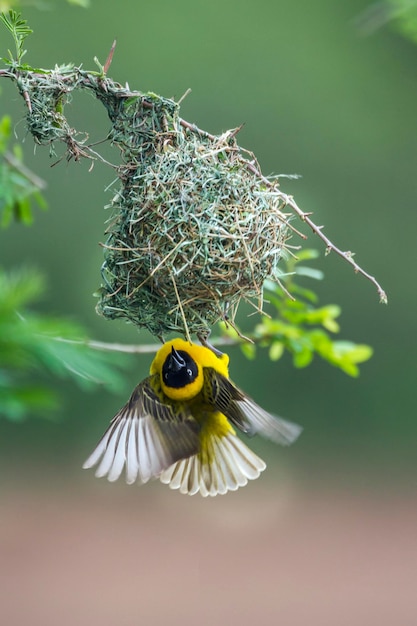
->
[[83, 338, 302, 496]]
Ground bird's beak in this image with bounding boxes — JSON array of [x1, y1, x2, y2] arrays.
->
[[167, 346, 186, 372]]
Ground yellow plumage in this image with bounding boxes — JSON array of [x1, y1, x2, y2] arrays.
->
[[83, 338, 302, 496], [150, 338, 229, 400]]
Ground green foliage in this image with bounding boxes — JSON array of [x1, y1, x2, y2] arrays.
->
[[0, 267, 130, 421], [0, 115, 48, 226], [222, 250, 373, 377], [0, 10, 32, 65], [387, 0, 417, 43], [0, 8, 375, 430]]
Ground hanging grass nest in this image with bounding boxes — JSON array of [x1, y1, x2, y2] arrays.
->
[[11, 65, 291, 339], [5, 53, 387, 321], [96, 91, 290, 339]]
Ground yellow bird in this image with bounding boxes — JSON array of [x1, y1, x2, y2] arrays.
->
[[83, 338, 302, 496]]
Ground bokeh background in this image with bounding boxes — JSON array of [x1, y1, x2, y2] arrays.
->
[[1, 1, 416, 624]]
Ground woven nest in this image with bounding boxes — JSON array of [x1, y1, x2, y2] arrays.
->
[[15, 68, 290, 339], [11, 62, 387, 332], [95, 91, 290, 339]]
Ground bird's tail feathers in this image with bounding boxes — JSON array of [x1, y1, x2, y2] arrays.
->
[[159, 431, 266, 497]]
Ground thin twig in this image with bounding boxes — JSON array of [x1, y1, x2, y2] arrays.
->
[[51, 335, 239, 354], [283, 193, 388, 304], [53, 336, 160, 353], [103, 40, 117, 75], [245, 161, 388, 304], [179, 117, 216, 141], [176, 88, 192, 106]]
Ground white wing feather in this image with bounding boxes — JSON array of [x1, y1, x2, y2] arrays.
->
[[83, 406, 191, 484], [159, 431, 266, 497], [236, 396, 303, 446]]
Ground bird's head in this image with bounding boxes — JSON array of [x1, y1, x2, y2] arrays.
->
[[162, 346, 199, 389]]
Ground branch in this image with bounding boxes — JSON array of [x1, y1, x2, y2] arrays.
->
[[0, 63, 387, 304], [49, 335, 240, 354], [283, 193, 388, 304], [244, 160, 388, 304]]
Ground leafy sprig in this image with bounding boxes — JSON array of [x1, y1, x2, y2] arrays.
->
[[0, 267, 130, 421], [0, 10, 32, 65], [0, 115, 47, 226], [0, 9, 376, 426], [222, 249, 373, 377]]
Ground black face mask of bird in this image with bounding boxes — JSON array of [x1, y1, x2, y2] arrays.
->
[[162, 346, 198, 389]]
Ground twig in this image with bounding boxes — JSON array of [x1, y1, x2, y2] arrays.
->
[[51, 335, 239, 354], [179, 117, 216, 141], [103, 40, 117, 75], [283, 193, 388, 304], [176, 88, 192, 106], [53, 336, 160, 353], [245, 161, 388, 304]]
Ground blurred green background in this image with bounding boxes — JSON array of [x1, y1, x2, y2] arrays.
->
[[1, 1, 416, 625]]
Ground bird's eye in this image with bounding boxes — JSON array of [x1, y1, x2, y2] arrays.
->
[[187, 368, 193, 377]]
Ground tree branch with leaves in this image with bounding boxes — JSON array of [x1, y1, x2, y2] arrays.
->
[[0, 10, 384, 421]]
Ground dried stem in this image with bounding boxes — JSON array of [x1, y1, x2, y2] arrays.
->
[[282, 193, 388, 304], [244, 161, 388, 304], [103, 40, 117, 75]]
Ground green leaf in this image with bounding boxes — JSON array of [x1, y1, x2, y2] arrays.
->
[[312, 338, 373, 377], [292, 345, 314, 368], [0, 267, 132, 421], [290, 283, 319, 303], [0, 266, 45, 311], [0, 115, 12, 152], [240, 342, 256, 360], [0, 115, 48, 227], [13, 196, 33, 225], [269, 340, 284, 361], [332, 341, 374, 364], [220, 249, 374, 377], [0, 10, 33, 63], [295, 266, 324, 281], [294, 248, 320, 262]]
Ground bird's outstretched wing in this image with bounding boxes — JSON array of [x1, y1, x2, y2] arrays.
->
[[83, 375, 200, 484], [207, 369, 302, 446]]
